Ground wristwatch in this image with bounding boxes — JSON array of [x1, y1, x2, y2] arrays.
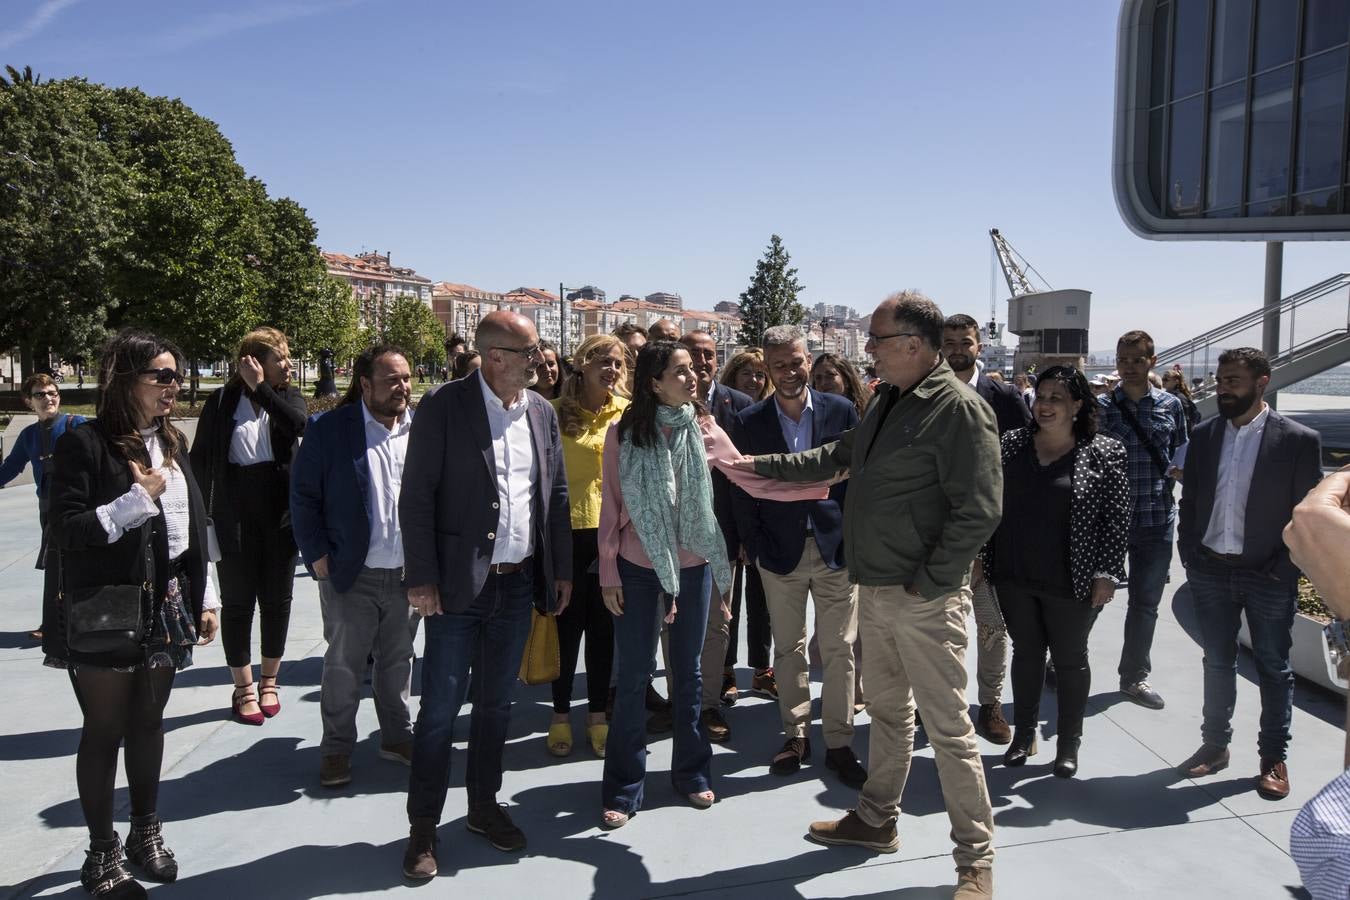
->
[[1325, 620, 1350, 678]]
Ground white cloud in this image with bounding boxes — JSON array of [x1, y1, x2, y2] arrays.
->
[[0, 0, 82, 51]]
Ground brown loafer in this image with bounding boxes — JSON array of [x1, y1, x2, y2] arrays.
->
[[975, 703, 1012, 744], [1257, 759, 1290, 800], [770, 736, 810, 776], [1178, 744, 1230, 778]]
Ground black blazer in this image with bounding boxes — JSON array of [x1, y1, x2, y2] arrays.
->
[[974, 372, 1033, 435], [731, 389, 858, 575], [398, 370, 572, 614], [190, 379, 307, 553], [706, 382, 753, 558], [980, 428, 1132, 604], [1178, 409, 1322, 583], [42, 421, 210, 667]]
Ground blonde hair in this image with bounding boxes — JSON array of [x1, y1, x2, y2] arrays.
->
[[557, 334, 628, 437], [720, 349, 773, 402], [238, 326, 289, 364]]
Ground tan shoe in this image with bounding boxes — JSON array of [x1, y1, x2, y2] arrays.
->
[[806, 809, 899, 853], [954, 865, 993, 898]]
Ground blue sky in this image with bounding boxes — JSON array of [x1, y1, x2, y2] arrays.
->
[[5, 0, 1348, 347]]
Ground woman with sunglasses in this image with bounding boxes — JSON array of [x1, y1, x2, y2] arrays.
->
[[43, 329, 219, 896], [597, 341, 831, 829], [190, 327, 306, 725], [0, 373, 87, 639], [977, 365, 1130, 778]]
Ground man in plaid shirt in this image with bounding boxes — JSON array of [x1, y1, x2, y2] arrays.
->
[[1096, 330, 1188, 710]]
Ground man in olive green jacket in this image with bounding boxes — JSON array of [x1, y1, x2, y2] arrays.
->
[[735, 290, 1002, 899]]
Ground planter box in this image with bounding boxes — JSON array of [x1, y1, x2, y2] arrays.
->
[[1238, 612, 1348, 696]]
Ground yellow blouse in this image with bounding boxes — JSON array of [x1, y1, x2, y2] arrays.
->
[[552, 393, 629, 530]]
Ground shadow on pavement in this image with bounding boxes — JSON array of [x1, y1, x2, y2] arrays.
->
[[0, 708, 224, 762], [0, 631, 41, 650]]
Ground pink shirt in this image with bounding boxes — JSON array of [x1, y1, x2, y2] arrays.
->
[[598, 415, 831, 589]]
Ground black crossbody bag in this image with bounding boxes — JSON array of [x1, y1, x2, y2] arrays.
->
[[1117, 400, 1174, 482], [61, 523, 153, 656]]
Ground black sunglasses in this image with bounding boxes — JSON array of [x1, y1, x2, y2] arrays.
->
[[140, 367, 185, 386]]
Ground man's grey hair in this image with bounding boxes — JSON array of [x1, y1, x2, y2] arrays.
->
[[761, 325, 805, 350]]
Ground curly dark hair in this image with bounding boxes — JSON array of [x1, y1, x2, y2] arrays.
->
[[1027, 365, 1097, 442], [617, 340, 704, 448]]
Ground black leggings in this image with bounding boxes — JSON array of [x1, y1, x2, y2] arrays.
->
[[998, 582, 1100, 740], [552, 529, 614, 714], [218, 463, 296, 668], [73, 665, 176, 841]]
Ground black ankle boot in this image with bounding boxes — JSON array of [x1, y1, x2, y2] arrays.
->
[[81, 836, 146, 898], [125, 813, 178, 883], [1002, 728, 1038, 767], [1054, 737, 1081, 778]]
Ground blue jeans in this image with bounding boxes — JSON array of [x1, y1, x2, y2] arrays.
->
[[406, 569, 535, 823], [1187, 558, 1296, 760], [1118, 522, 1174, 687], [602, 557, 712, 815]]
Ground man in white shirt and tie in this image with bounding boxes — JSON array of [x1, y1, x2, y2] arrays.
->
[[1176, 348, 1321, 801]]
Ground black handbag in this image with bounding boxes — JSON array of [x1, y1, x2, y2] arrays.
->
[[61, 524, 153, 656]]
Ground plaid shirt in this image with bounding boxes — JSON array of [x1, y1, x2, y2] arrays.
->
[[1291, 768, 1350, 900], [1097, 385, 1188, 531]]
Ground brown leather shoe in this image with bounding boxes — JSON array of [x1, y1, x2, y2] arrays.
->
[[402, 822, 438, 880], [976, 704, 1012, 744], [770, 736, 810, 776], [700, 708, 731, 743], [954, 865, 994, 898], [319, 754, 351, 787], [751, 667, 778, 699], [1178, 744, 1230, 777], [1257, 759, 1290, 800], [806, 809, 899, 853]]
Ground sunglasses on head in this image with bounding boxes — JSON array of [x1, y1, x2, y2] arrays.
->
[[140, 367, 185, 386]]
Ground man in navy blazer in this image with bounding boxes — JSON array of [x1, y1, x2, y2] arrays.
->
[[398, 311, 571, 879], [731, 326, 866, 787], [1176, 348, 1322, 802], [291, 345, 420, 788]]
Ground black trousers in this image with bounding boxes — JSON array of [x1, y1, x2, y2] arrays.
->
[[552, 528, 614, 713], [998, 582, 1100, 740], [218, 463, 297, 668], [725, 560, 771, 671]]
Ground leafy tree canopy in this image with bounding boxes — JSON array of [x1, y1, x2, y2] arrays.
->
[[736, 234, 805, 347]]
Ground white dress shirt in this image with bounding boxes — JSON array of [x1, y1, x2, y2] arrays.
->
[[1202, 405, 1270, 555], [361, 402, 413, 569], [227, 392, 273, 465], [478, 374, 537, 564]]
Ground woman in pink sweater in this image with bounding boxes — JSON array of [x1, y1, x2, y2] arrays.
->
[[597, 340, 830, 829]]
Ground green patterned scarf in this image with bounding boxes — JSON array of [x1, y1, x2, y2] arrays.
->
[[618, 403, 732, 601]]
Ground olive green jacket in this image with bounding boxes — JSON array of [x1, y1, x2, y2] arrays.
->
[[752, 358, 1002, 599]]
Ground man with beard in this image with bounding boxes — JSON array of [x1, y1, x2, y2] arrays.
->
[[291, 345, 422, 788], [675, 329, 752, 741], [398, 311, 572, 877], [1176, 348, 1321, 800], [943, 313, 1030, 745], [1097, 329, 1189, 711], [732, 325, 864, 786]]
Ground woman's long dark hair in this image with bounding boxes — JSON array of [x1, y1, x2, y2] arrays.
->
[[812, 353, 868, 418], [617, 340, 704, 448], [1027, 365, 1097, 442], [96, 328, 188, 465]]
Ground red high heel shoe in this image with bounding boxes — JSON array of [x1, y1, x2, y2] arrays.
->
[[232, 685, 265, 726], [258, 675, 281, 718]]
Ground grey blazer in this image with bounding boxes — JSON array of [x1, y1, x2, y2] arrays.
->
[[399, 370, 572, 613]]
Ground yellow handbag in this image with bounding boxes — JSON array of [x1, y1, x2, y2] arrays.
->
[[518, 609, 560, 685]]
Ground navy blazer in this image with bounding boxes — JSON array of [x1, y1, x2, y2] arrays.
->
[[1178, 408, 1322, 583], [707, 381, 753, 557], [398, 370, 572, 614], [731, 389, 859, 575], [289, 401, 386, 594], [974, 372, 1032, 435]]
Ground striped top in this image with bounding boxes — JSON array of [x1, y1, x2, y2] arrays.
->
[[1291, 768, 1350, 899]]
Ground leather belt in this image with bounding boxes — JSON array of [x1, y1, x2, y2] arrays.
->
[[488, 556, 532, 575], [1200, 546, 1243, 565]]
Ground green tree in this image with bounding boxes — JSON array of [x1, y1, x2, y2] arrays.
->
[[735, 234, 805, 347], [306, 276, 363, 367], [385, 294, 444, 370], [255, 194, 331, 383]]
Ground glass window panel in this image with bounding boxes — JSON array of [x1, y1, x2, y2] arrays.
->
[[1213, 0, 1255, 85], [1255, 0, 1298, 71], [1294, 186, 1340, 213], [1149, 106, 1167, 208], [1247, 66, 1294, 208], [1168, 94, 1205, 215], [1152, 4, 1172, 107], [1295, 48, 1348, 191], [1303, 0, 1350, 56], [1172, 0, 1208, 97], [1206, 204, 1245, 216], [1207, 82, 1248, 208]]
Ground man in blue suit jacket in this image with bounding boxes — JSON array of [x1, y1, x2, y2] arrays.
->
[[1176, 348, 1322, 802], [731, 326, 867, 788], [291, 346, 420, 789], [398, 311, 571, 878]]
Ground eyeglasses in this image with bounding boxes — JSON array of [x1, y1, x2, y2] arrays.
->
[[30, 389, 59, 400], [140, 368, 185, 386], [866, 331, 919, 343], [491, 344, 543, 360]]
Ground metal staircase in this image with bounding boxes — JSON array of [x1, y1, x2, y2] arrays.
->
[[1154, 273, 1350, 418]]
